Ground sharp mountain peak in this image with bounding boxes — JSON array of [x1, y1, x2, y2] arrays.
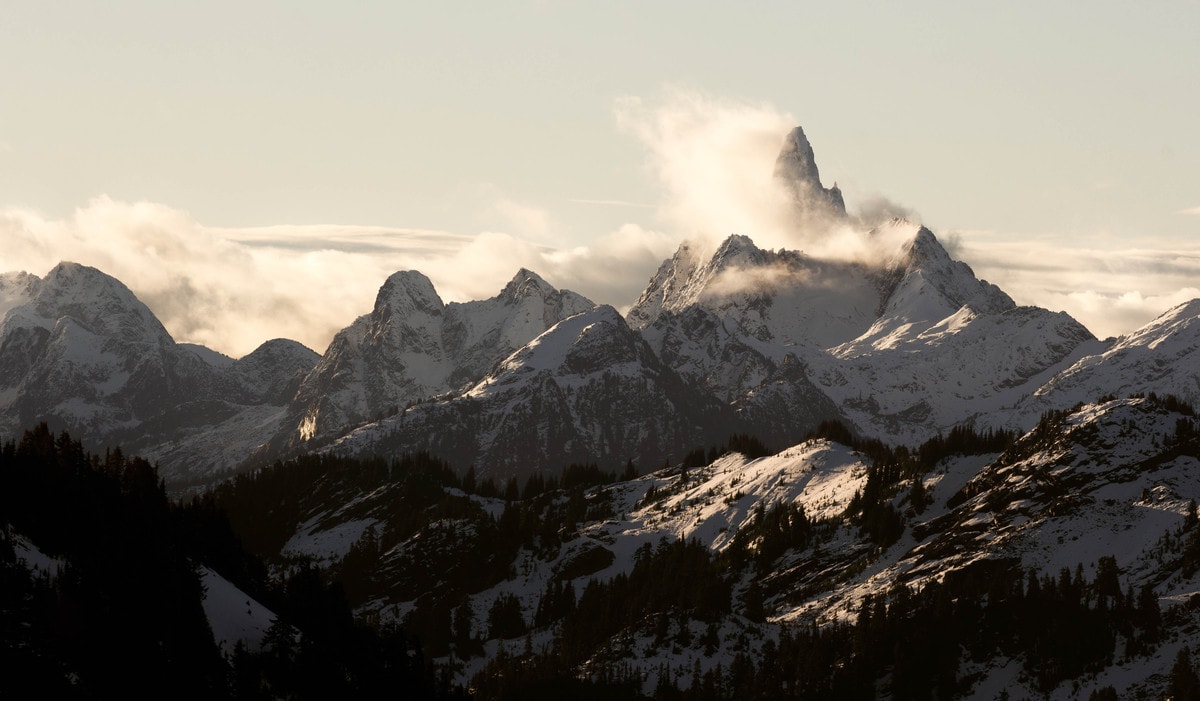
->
[[773, 125, 847, 220]]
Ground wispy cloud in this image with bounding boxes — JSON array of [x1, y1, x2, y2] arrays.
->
[[613, 87, 921, 266], [1178, 206, 1200, 216]]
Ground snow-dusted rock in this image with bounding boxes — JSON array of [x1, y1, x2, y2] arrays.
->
[[773, 125, 847, 221], [0, 262, 320, 484], [279, 268, 595, 452], [326, 305, 734, 480], [629, 221, 1097, 447]]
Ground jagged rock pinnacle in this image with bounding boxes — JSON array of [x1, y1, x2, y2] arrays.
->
[[773, 126, 847, 220]]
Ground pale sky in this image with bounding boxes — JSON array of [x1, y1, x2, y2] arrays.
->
[[2, 2, 1198, 356]]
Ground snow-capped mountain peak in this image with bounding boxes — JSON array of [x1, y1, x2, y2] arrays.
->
[[893, 224, 1012, 315], [499, 267, 554, 301], [373, 270, 445, 327], [278, 267, 595, 450], [9, 261, 174, 346], [709, 233, 768, 269], [832, 224, 1018, 356]]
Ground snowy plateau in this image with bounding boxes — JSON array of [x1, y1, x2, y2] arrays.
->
[[6, 127, 1200, 698]]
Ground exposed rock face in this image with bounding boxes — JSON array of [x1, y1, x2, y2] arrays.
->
[[773, 126, 847, 221]]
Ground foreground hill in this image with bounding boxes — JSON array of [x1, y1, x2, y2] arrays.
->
[[0, 425, 438, 699], [209, 393, 1200, 698]]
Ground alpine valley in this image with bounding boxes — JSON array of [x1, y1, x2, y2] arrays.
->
[[6, 128, 1200, 699]]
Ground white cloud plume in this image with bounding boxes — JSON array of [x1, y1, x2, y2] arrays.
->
[[614, 89, 925, 265], [615, 88, 802, 253]]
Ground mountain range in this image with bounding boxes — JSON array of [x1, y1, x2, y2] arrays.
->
[[6, 125, 1200, 697], [1, 129, 1191, 485]]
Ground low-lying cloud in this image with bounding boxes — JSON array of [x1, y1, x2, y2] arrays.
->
[[953, 233, 1200, 339], [0, 198, 675, 357]]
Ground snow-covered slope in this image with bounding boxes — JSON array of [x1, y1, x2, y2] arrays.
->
[[812, 304, 1102, 443], [199, 566, 276, 654], [1015, 299, 1200, 423], [326, 305, 734, 480]]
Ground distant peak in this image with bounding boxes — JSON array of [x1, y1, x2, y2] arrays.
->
[[715, 234, 758, 253], [905, 226, 949, 261], [42, 261, 138, 299], [710, 234, 766, 267], [773, 126, 847, 220], [32, 260, 172, 343], [509, 267, 548, 287], [383, 269, 433, 287], [376, 270, 443, 315], [501, 267, 554, 300], [47, 260, 105, 282], [773, 127, 821, 185]]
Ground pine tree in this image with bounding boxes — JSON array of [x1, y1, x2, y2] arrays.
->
[[742, 579, 765, 623], [1169, 647, 1200, 700]]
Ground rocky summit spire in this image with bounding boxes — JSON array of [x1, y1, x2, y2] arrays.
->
[[773, 126, 847, 220]]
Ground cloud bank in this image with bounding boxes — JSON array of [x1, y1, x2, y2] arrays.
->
[[953, 233, 1200, 340], [0, 198, 674, 357]]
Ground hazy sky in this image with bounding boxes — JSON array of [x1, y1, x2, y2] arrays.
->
[[2, 2, 1198, 355]]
